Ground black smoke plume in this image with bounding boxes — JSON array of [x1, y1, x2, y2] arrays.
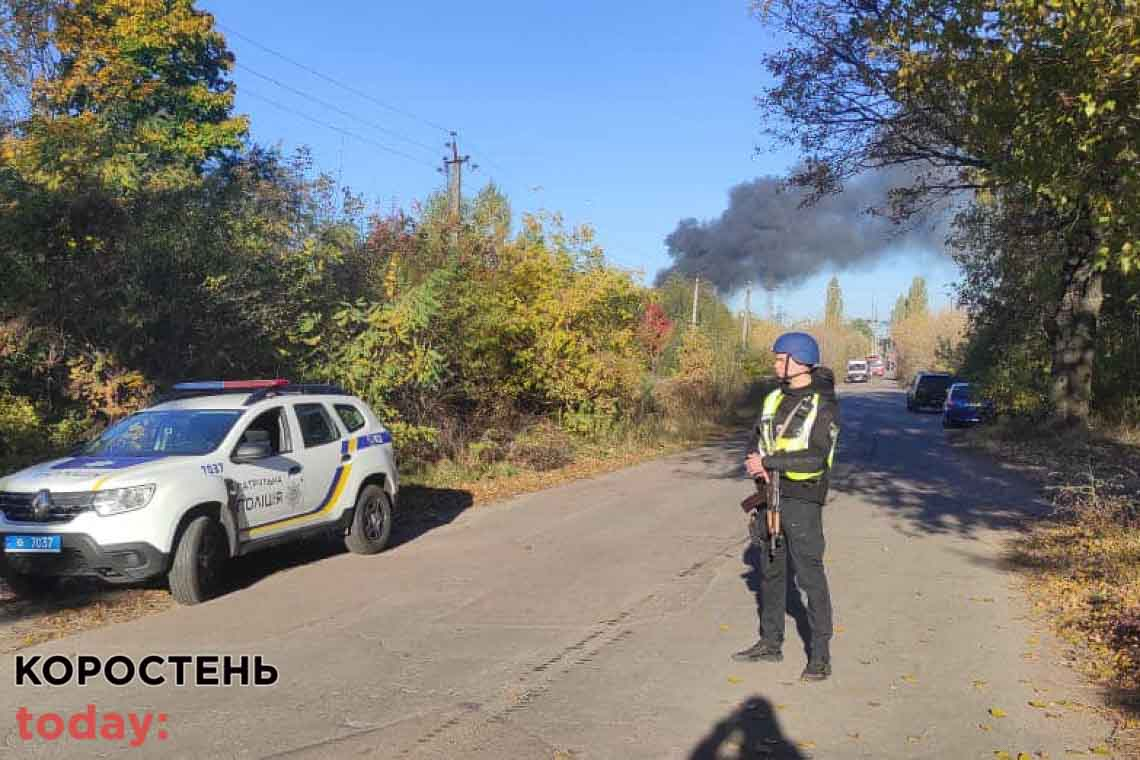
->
[[655, 169, 952, 293]]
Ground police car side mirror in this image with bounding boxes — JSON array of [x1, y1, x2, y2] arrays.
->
[[233, 441, 272, 463]]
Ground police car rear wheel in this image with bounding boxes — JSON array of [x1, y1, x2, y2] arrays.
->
[[169, 515, 226, 605], [345, 485, 392, 555]]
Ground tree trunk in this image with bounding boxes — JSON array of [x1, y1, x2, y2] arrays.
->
[[1044, 222, 1103, 428]]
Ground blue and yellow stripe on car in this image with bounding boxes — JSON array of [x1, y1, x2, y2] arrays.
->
[[340, 430, 392, 457], [246, 464, 353, 538]]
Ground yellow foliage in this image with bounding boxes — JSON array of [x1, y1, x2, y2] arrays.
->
[[65, 350, 154, 421], [0, 393, 41, 456], [892, 308, 969, 385]]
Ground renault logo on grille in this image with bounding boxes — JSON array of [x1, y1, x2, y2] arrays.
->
[[31, 490, 52, 521]]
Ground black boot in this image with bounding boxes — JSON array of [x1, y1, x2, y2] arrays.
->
[[800, 658, 831, 681], [731, 640, 783, 663], [801, 636, 831, 681]]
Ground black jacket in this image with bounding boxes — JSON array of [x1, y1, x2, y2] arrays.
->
[[747, 367, 840, 504]]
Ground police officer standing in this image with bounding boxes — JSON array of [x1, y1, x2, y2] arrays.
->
[[734, 332, 839, 681]]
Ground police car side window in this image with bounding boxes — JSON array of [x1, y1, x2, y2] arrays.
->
[[335, 404, 366, 433], [294, 403, 340, 448], [238, 407, 291, 456]]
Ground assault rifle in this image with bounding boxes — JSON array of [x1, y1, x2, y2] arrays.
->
[[743, 443, 782, 560]]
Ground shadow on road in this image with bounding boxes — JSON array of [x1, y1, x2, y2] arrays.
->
[[705, 385, 1051, 541], [2, 485, 476, 615], [389, 484, 475, 549], [689, 695, 804, 760], [224, 484, 474, 593]]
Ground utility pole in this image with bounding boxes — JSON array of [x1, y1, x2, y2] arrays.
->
[[871, 294, 877, 356], [691, 276, 700, 326], [441, 132, 472, 246], [742, 280, 752, 349]]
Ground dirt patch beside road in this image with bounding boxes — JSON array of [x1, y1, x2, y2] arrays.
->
[[0, 581, 173, 654]]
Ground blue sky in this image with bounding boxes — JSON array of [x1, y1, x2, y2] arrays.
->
[[199, 0, 961, 323]]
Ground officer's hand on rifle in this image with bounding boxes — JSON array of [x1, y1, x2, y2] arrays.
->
[[745, 453, 769, 483]]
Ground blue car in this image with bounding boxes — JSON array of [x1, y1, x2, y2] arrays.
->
[[942, 382, 995, 428]]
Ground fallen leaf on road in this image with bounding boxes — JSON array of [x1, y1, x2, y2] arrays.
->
[[867, 701, 882, 707], [971, 596, 996, 602], [1046, 712, 1064, 719], [848, 732, 861, 740], [774, 704, 787, 710], [1026, 635, 1040, 646], [727, 676, 742, 684], [1029, 700, 1049, 709], [974, 679, 989, 689], [990, 708, 1008, 718], [719, 624, 729, 632], [834, 625, 846, 633], [1018, 754, 1033, 760], [979, 724, 993, 731], [900, 674, 918, 684], [1089, 746, 1111, 756], [995, 752, 1013, 760], [907, 735, 923, 743], [859, 658, 873, 665], [797, 741, 816, 749]]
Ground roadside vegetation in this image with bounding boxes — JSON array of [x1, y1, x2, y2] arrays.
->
[[0, 1, 764, 488]]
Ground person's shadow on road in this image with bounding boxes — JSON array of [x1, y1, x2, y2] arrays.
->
[[689, 695, 805, 759], [742, 543, 813, 661]]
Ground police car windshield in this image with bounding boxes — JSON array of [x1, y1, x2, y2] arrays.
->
[[81, 410, 244, 457]]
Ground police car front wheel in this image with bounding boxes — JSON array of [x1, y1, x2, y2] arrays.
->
[[168, 515, 227, 605]]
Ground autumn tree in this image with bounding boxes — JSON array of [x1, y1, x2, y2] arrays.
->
[[0, 0, 249, 382], [754, 0, 1140, 425], [824, 275, 844, 328], [906, 277, 929, 319]]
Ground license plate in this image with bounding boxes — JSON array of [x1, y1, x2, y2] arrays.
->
[[4, 535, 61, 553]]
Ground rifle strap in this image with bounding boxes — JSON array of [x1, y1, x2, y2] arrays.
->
[[773, 396, 812, 441]]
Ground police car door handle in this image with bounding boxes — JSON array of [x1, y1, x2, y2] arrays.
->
[[341, 453, 351, 462], [289, 465, 302, 475]]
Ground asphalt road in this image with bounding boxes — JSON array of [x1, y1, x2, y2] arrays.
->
[[0, 382, 1119, 759]]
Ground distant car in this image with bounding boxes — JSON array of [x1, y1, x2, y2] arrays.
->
[[868, 359, 885, 377], [942, 382, 995, 428], [845, 360, 869, 383], [906, 371, 957, 412]]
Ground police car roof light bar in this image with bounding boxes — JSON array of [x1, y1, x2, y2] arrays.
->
[[172, 379, 290, 391]]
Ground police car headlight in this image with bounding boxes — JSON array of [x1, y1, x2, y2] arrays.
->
[[93, 485, 156, 516]]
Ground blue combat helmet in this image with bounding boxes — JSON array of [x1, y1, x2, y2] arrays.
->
[[772, 332, 820, 367]]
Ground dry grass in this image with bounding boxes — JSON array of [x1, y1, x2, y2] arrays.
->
[[968, 418, 1140, 753], [0, 583, 173, 654]]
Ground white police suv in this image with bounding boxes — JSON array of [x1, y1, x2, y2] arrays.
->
[[0, 380, 399, 605]]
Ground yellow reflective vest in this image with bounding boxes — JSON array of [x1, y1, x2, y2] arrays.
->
[[759, 389, 838, 481]]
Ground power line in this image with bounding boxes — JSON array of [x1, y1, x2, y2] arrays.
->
[[457, 136, 512, 180], [236, 62, 441, 156], [218, 23, 453, 135], [240, 88, 439, 170]]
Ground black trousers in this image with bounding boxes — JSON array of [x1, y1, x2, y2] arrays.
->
[[749, 495, 833, 660]]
